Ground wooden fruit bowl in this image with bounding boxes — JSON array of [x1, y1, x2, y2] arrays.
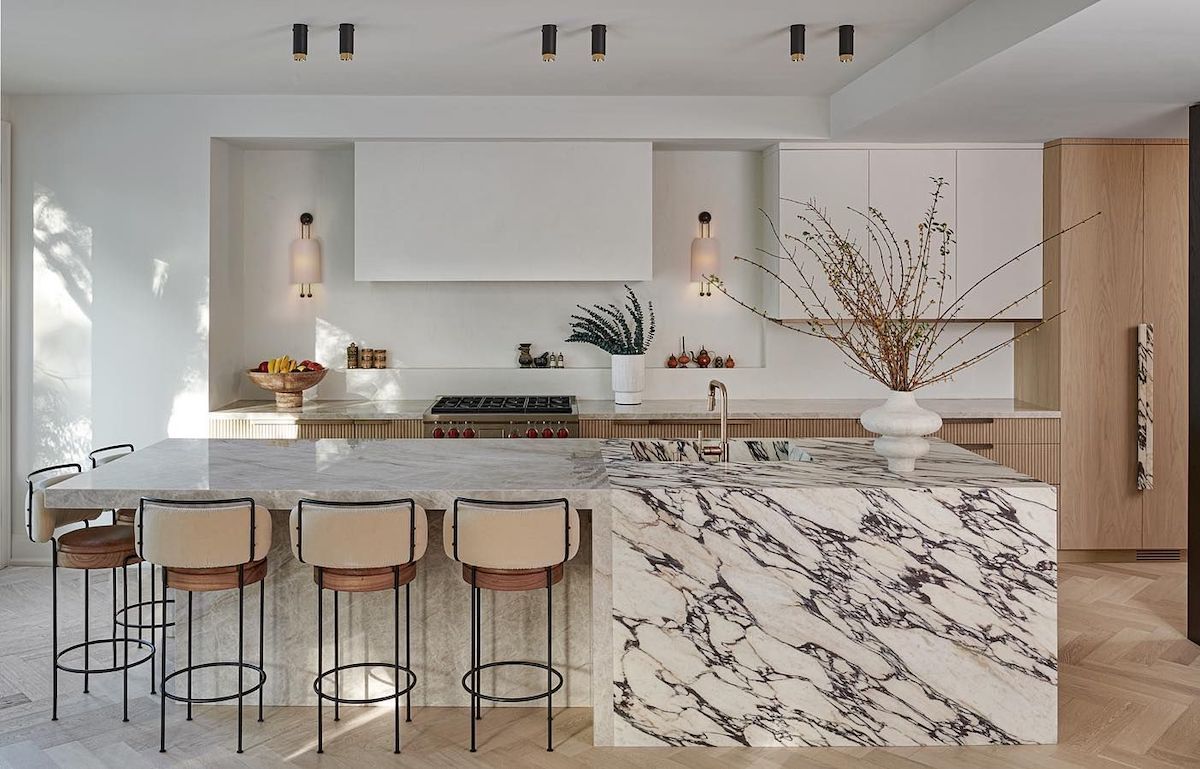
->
[[246, 368, 327, 410]]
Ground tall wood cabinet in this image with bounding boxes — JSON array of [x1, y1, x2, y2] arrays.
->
[[1017, 139, 1189, 552]]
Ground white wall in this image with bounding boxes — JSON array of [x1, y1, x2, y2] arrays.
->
[[228, 146, 769, 401]]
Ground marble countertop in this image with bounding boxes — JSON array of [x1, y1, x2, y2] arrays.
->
[[47, 437, 1048, 511], [578, 398, 1059, 419], [212, 397, 1060, 421]]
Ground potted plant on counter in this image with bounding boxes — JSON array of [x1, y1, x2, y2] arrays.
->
[[710, 178, 1097, 471], [566, 285, 655, 406]]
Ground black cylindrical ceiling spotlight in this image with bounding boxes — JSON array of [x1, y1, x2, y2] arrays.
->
[[592, 24, 606, 62], [542, 24, 557, 62], [339, 23, 354, 61], [790, 24, 805, 62], [839, 24, 855, 62], [292, 23, 308, 61]]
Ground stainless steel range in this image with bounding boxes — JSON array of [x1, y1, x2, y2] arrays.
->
[[423, 395, 579, 438]]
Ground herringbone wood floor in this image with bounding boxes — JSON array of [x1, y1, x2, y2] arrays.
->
[[0, 562, 1198, 768]]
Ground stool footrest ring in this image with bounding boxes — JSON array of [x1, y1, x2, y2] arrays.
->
[[114, 599, 176, 630], [314, 662, 417, 706], [161, 661, 266, 704], [55, 637, 155, 675], [461, 660, 563, 704]]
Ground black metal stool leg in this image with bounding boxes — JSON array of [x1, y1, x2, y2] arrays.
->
[[112, 567, 118, 667], [475, 583, 482, 721], [83, 570, 90, 694], [186, 592, 193, 721], [150, 566, 157, 695], [469, 570, 477, 753], [393, 566, 400, 754], [159, 569, 168, 753], [258, 577, 265, 723], [51, 541, 59, 721], [405, 582, 412, 723], [316, 569, 324, 754], [122, 563, 129, 722], [547, 567, 553, 752], [333, 590, 340, 722], [237, 564, 245, 754]]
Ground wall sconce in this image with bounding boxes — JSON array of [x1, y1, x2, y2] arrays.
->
[[690, 211, 720, 297], [290, 212, 322, 298]]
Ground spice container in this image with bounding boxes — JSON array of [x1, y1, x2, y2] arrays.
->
[[346, 343, 359, 369], [360, 348, 375, 369], [373, 349, 388, 369]]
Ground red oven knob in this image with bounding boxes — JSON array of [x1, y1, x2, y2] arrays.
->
[[432, 426, 445, 439], [541, 427, 554, 438], [557, 427, 570, 439], [447, 427, 460, 438], [462, 427, 476, 438], [526, 427, 539, 439], [509, 429, 521, 438]]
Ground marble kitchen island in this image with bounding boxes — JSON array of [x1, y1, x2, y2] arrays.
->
[[601, 438, 1058, 747], [46, 437, 1056, 748]]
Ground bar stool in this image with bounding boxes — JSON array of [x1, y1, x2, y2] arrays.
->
[[135, 497, 271, 754], [290, 498, 428, 754], [26, 464, 154, 722], [89, 443, 174, 694], [443, 497, 579, 753]]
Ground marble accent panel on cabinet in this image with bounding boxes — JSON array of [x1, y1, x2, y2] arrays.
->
[[609, 484, 1058, 747]]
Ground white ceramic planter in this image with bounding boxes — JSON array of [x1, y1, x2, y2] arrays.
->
[[611, 354, 646, 406], [859, 390, 943, 472]]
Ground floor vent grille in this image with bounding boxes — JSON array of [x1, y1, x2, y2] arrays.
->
[[1135, 549, 1183, 562]]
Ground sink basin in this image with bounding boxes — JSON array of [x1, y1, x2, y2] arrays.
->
[[629, 439, 813, 463]]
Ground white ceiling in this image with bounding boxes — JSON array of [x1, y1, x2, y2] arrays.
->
[[838, 0, 1200, 140], [0, 0, 972, 96]]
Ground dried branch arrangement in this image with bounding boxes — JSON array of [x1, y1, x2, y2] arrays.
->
[[566, 284, 656, 355], [709, 178, 1098, 391]]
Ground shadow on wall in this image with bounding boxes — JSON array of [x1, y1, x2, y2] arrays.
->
[[32, 184, 92, 467]]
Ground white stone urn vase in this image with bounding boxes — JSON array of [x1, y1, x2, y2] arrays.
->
[[859, 390, 943, 472], [611, 354, 646, 406]]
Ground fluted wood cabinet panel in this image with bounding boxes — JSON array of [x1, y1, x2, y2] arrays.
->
[[353, 420, 423, 439], [1141, 144, 1189, 548], [298, 421, 356, 439], [967, 445, 1061, 486]]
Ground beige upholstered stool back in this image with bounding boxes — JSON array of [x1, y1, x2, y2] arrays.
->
[[136, 498, 271, 569], [444, 498, 579, 570], [290, 499, 429, 569], [25, 464, 104, 543]]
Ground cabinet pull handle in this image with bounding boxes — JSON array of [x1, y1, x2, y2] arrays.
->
[[1136, 323, 1154, 490], [958, 443, 994, 451], [943, 418, 995, 426]]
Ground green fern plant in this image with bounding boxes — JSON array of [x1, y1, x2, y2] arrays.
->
[[565, 285, 656, 356]]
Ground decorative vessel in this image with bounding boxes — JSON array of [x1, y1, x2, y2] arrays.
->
[[246, 368, 328, 410], [612, 354, 646, 406], [859, 390, 943, 472]]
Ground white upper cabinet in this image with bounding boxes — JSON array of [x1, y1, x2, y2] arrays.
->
[[954, 149, 1043, 320], [775, 149, 869, 319], [354, 141, 653, 282], [867, 149, 958, 316], [767, 145, 1042, 321]]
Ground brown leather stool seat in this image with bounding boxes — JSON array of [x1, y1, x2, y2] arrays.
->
[[58, 525, 140, 570], [461, 564, 564, 591], [315, 563, 417, 593], [167, 559, 269, 592]]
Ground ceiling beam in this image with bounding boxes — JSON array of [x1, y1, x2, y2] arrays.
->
[[831, 0, 1099, 138]]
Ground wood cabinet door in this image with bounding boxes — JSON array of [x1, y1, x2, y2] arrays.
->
[[1141, 144, 1189, 548], [776, 149, 869, 319], [955, 149, 1044, 320], [1057, 144, 1145, 550]]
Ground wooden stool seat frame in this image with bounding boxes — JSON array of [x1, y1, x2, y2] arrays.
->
[[137, 496, 266, 756], [294, 497, 422, 755], [449, 496, 572, 754], [27, 464, 155, 725]]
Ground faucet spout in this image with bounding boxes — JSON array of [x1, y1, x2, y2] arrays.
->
[[704, 379, 730, 462]]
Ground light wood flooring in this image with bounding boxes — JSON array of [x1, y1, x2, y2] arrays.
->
[[0, 562, 1198, 768]]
